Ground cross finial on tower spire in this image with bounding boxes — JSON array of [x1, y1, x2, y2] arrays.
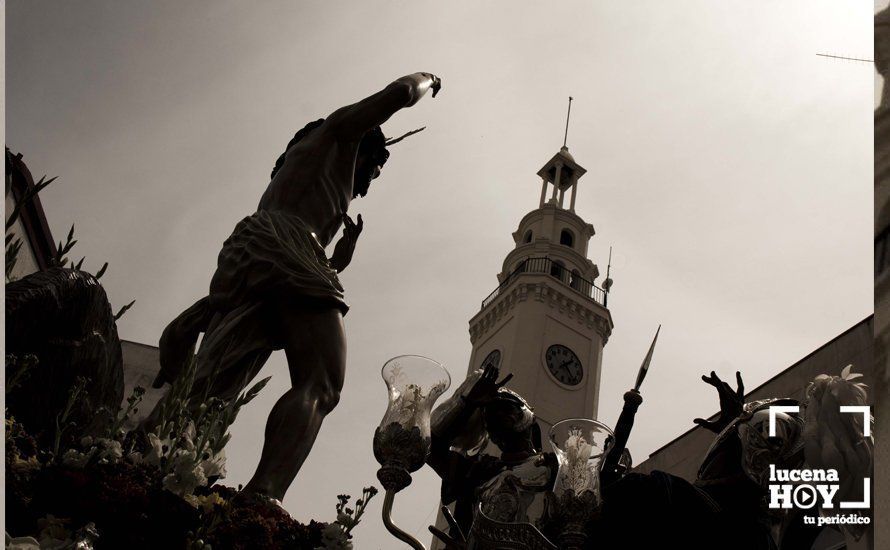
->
[[563, 96, 573, 148]]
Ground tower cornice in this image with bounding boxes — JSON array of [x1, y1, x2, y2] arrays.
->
[[469, 277, 613, 345]]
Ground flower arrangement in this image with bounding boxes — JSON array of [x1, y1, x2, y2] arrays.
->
[[557, 426, 597, 496], [5, 352, 379, 549], [5, 160, 380, 547]]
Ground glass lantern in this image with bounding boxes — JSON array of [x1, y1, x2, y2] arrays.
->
[[548, 419, 613, 549], [373, 355, 451, 492], [549, 418, 614, 505]]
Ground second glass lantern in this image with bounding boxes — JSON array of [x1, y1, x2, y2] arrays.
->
[[548, 418, 614, 549]]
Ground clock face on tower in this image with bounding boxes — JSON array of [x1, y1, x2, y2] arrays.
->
[[480, 349, 501, 371], [544, 344, 583, 386]]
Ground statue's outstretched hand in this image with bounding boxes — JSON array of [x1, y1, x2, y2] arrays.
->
[[403, 73, 442, 106], [693, 370, 745, 434], [463, 364, 512, 409], [329, 214, 363, 273], [423, 73, 442, 97]]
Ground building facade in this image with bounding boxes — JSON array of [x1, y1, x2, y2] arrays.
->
[[5, 148, 58, 280], [874, 8, 890, 550], [635, 317, 874, 482]]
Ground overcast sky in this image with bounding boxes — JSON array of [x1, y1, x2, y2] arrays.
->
[[6, 1, 874, 547]]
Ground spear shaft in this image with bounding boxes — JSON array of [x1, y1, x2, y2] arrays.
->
[[602, 325, 661, 485]]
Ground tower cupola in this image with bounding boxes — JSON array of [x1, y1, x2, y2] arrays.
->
[[537, 146, 587, 211]]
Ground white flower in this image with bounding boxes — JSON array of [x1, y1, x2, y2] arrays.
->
[[62, 448, 96, 469], [200, 449, 227, 480], [35, 515, 72, 550], [180, 422, 197, 451], [95, 438, 123, 464], [126, 451, 144, 464], [317, 524, 353, 550], [143, 433, 167, 467], [162, 449, 208, 496], [5, 533, 40, 550], [36, 535, 70, 550]]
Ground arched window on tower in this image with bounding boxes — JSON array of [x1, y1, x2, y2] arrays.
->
[[523, 230, 533, 244], [550, 260, 566, 283], [560, 229, 574, 248]]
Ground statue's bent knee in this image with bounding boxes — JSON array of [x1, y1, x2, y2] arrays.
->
[[318, 387, 341, 413]]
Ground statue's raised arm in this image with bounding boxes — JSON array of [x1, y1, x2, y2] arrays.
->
[[326, 72, 441, 141]]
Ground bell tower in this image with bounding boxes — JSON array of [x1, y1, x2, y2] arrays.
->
[[430, 105, 617, 550], [466, 117, 614, 431]]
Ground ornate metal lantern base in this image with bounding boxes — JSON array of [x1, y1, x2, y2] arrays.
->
[[552, 491, 597, 549], [373, 421, 429, 492], [376, 464, 412, 493], [468, 505, 557, 550]]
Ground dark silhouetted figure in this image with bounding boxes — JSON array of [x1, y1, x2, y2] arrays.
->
[[145, 73, 441, 501]]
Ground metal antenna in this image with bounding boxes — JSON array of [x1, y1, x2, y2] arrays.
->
[[816, 53, 874, 63], [603, 246, 614, 293], [606, 246, 612, 278], [563, 96, 573, 148]]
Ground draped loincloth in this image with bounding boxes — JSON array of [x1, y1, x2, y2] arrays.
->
[[209, 209, 348, 315], [156, 210, 348, 402]]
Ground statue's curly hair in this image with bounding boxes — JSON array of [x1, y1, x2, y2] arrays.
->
[[358, 126, 389, 167], [270, 121, 389, 181]]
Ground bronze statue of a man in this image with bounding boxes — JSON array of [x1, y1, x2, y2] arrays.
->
[[146, 73, 442, 500]]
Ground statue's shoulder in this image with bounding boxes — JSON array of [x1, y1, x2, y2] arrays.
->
[[281, 122, 350, 167], [321, 106, 375, 144]]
